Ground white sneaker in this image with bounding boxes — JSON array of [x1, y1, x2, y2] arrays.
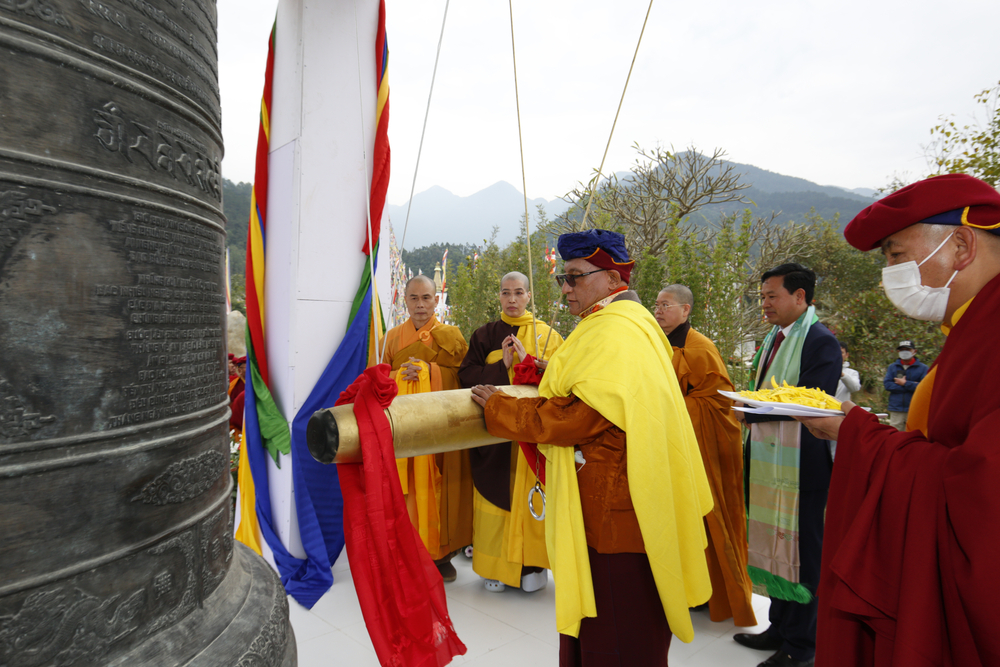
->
[[520, 569, 548, 593], [484, 579, 506, 592]]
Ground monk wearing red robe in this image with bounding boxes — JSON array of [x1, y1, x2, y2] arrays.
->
[[229, 355, 246, 433], [655, 284, 756, 628], [796, 174, 1000, 666]]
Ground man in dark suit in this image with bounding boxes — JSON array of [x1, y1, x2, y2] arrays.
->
[[733, 263, 841, 667]]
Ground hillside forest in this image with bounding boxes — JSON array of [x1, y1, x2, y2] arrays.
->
[[222, 79, 1000, 412]]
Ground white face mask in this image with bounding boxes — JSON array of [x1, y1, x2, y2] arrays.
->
[[881, 232, 958, 322], [898, 350, 915, 360]]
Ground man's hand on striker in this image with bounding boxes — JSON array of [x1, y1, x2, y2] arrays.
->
[[471, 384, 499, 407]]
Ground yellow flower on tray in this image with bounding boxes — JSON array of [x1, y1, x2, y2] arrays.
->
[[738, 377, 841, 410]]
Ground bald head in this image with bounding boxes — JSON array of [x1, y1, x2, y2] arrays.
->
[[654, 284, 693, 336], [405, 274, 436, 293], [659, 284, 693, 308], [500, 271, 531, 318], [501, 271, 529, 291], [405, 275, 438, 329]]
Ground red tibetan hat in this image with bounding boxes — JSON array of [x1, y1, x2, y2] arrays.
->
[[844, 174, 1000, 251]]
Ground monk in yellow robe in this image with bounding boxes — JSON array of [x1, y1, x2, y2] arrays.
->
[[458, 271, 563, 592], [655, 285, 756, 627], [376, 275, 473, 581]]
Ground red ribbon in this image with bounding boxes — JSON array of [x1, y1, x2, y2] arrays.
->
[[336, 365, 466, 667], [512, 356, 546, 485]]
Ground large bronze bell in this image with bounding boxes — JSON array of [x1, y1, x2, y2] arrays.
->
[[0, 3, 294, 665]]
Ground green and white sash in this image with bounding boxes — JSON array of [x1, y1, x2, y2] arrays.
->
[[746, 305, 818, 603]]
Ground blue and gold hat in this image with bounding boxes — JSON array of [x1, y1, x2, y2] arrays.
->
[[556, 229, 635, 283]]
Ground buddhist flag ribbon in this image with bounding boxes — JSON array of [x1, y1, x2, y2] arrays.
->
[[236, 3, 392, 609]]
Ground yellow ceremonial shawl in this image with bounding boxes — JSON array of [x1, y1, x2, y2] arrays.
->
[[483, 312, 562, 378], [376, 316, 469, 559], [393, 361, 442, 552], [538, 299, 713, 641]]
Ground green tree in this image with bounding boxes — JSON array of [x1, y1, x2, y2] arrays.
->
[[223, 179, 252, 276], [927, 80, 1000, 186], [448, 230, 506, 337], [829, 288, 945, 412], [401, 242, 476, 277], [449, 208, 571, 343], [229, 272, 246, 315], [621, 208, 816, 390], [545, 145, 752, 262]]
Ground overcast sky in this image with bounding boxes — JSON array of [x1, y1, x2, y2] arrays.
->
[[218, 0, 999, 206]]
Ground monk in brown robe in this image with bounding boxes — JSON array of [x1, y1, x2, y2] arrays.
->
[[376, 275, 473, 581], [655, 285, 756, 627], [472, 229, 713, 667]]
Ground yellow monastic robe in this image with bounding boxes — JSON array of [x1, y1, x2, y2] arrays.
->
[[671, 327, 757, 627], [378, 315, 473, 560], [472, 312, 563, 587]]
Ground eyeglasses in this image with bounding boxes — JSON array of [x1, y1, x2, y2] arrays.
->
[[555, 269, 607, 287], [653, 304, 683, 312]]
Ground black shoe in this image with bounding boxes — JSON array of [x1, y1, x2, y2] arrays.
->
[[759, 651, 814, 667], [435, 558, 457, 582], [734, 631, 783, 651]]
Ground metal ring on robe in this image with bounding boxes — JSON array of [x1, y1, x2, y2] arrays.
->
[[528, 481, 546, 521]]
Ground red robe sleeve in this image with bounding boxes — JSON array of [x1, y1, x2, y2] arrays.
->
[[818, 406, 1000, 666], [230, 390, 245, 432]]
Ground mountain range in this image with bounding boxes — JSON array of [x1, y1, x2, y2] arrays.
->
[[387, 182, 570, 249], [222, 160, 880, 278], [385, 160, 878, 249]]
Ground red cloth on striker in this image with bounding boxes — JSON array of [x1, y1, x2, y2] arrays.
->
[[336, 365, 466, 667]]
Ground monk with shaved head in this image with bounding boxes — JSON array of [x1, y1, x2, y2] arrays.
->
[[375, 274, 473, 581], [459, 270, 564, 593], [655, 285, 756, 629]]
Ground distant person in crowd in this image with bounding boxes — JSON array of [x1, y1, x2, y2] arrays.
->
[[227, 309, 247, 358], [458, 271, 564, 593], [835, 342, 861, 405], [472, 229, 713, 666], [795, 173, 1000, 665], [883, 340, 929, 431], [229, 355, 246, 434], [376, 275, 473, 581], [228, 353, 245, 399], [733, 263, 840, 667], [829, 341, 861, 459], [654, 284, 756, 627]]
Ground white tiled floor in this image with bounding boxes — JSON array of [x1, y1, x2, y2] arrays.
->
[[289, 551, 776, 666]]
